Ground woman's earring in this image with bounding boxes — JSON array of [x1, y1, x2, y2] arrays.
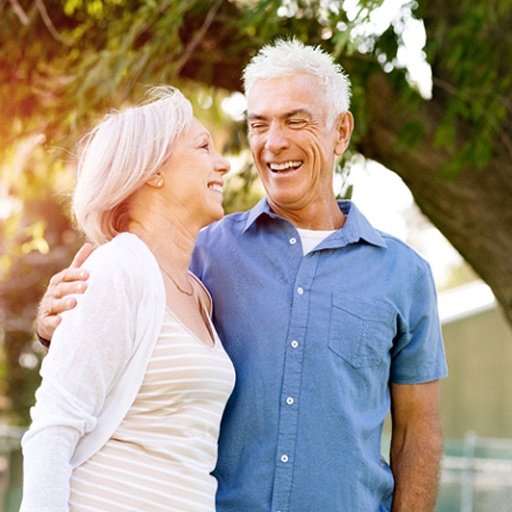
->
[[156, 179, 163, 188]]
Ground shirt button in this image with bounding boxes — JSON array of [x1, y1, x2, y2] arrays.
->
[[291, 340, 299, 348], [297, 287, 304, 295], [286, 397, 294, 405], [289, 237, 297, 245], [280, 454, 289, 463]]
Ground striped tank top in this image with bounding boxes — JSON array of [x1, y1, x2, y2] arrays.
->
[[69, 306, 235, 511]]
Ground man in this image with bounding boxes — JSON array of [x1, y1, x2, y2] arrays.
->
[[37, 39, 447, 511]]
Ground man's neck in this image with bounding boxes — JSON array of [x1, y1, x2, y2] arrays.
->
[[268, 199, 346, 230]]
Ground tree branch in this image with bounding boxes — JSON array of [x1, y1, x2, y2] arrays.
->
[[8, 0, 30, 25], [34, 0, 73, 45], [174, 0, 224, 73]]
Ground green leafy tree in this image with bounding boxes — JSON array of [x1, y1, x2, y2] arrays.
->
[[0, 138, 82, 424], [0, 0, 511, 423]]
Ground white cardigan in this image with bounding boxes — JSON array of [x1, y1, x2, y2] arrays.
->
[[21, 232, 166, 511]]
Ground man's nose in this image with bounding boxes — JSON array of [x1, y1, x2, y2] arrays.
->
[[265, 123, 289, 153]]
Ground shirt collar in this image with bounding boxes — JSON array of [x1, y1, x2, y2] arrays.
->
[[243, 197, 387, 249], [243, 197, 274, 230]]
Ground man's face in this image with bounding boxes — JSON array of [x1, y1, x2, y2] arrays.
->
[[246, 73, 347, 218]]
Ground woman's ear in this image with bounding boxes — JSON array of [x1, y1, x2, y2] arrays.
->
[[146, 173, 164, 189], [334, 111, 354, 156]]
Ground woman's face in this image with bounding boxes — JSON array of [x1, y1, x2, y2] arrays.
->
[[161, 118, 231, 227]]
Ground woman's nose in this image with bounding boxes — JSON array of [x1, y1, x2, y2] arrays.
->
[[215, 153, 231, 175]]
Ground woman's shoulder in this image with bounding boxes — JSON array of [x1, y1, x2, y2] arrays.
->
[[83, 233, 160, 293], [87, 233, 154, 269]]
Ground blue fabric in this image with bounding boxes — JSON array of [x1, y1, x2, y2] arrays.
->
[[191, 199, 447, 512]]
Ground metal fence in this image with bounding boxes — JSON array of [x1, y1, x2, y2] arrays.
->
[[437, 433, 512, 512], [0, 425, 24, 512]]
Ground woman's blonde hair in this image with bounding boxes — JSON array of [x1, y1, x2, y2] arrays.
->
[[73, 86, 193, 246]]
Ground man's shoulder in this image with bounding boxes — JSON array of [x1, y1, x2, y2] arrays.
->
[[218, 209, 252, 225], [377, 230, 432, 273], [200, 210, 251, 237]]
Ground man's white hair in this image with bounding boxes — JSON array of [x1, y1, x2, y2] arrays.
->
[[242, 38, 351, 125], [73, 86, 193, 246]]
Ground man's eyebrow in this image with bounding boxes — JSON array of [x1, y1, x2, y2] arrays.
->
[[246, 113, 267, 121], [246, 109, 313, 121]]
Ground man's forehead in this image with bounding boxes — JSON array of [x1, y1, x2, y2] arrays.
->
[[247, 75, 324, 113]]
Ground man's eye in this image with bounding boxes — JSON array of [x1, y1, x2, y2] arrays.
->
[[289, 119, 306, 127], [249, 123, 266, 130]]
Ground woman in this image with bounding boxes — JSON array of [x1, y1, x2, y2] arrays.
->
[[20, 86, 235, 511]]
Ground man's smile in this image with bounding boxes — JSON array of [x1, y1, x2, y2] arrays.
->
[[268, 160, 303, 172]]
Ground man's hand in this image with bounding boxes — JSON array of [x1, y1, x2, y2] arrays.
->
[[36, 243, 95, 342]]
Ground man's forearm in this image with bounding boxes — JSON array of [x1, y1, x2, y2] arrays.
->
[[390, 432, 443, 512]]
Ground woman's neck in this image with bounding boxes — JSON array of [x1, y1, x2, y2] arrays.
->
[[128, 214, 196, 276]]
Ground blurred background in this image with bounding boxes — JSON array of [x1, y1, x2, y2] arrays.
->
[[1, 0, 511, 510]]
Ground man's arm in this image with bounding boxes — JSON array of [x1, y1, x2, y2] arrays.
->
[[389, 380, 443, 512], [36, 243, 94, 342]]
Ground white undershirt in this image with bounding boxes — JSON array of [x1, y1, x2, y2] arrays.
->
[[296, 228, 336, 255]]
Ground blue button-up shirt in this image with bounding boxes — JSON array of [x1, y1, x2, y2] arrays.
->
[[191, 199, 447, 512]]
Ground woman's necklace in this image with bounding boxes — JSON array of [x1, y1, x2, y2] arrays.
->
[[159, 266, 194, 296]]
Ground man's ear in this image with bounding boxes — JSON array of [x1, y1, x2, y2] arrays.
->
[[334, 111, 354, 156], [146, 172, 164, 189]]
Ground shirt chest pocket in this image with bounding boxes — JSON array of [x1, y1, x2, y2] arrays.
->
[[328, 294, 396, 368]]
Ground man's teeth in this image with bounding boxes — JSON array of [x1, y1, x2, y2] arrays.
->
[[269, 161, 302, 171], [209, 184, 223, 193]]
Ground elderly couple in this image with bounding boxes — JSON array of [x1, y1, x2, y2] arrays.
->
[[21, 39, 447, 512]]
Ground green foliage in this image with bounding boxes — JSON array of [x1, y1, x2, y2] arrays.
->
[[0, 137, 84, 424], [397, 119, 427, 153], [422, 0, 512, 175]]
